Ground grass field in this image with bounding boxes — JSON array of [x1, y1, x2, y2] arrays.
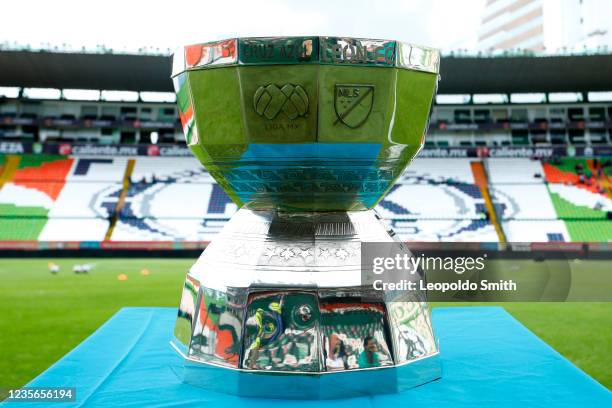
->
[[0, 258, 610, 396]]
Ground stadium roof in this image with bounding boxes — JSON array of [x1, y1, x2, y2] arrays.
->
[[1, 50, 611, 94]]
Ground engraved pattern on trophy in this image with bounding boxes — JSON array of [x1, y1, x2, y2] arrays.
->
[[170, 36, 441, 399], [253, 84, 309, 120], [334, 84, 374, 128]]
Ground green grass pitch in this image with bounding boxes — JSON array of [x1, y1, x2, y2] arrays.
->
[[0, 258, 610, 396]]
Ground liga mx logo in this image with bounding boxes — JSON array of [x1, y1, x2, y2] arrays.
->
[[253, 84, 309, 120]]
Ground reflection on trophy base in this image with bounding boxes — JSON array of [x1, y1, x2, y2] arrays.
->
[[172, 343, 441, 399], [171, 208, 441, 399]]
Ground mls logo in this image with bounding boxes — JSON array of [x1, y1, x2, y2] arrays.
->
[[334, 84, 374, 128]]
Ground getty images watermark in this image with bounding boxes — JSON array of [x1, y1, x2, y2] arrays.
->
[[370, 252, 516, 293], [360, 243, 612, 302]]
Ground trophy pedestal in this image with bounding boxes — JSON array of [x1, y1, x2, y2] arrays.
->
[[171, 208, 441, 399]]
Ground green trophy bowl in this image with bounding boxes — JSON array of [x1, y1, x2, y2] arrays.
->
[[172, 37, 439, 211]]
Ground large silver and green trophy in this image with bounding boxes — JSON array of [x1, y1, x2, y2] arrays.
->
[[170, 37, 441, 399]]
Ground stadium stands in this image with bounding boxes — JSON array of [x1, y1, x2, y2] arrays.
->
[[112, 181, 234, 241], [401, 158, 476, 184], [110, 157, 231, 241], [486, 158, 545, 184], [548, 183, 611, 214], [563, 220, 611, 242], [0, 154, 609, 242], [0, 155, 124, 241], [540, 158, 612, 241], [130, 157, 208, 181], [38, 218, 110, 241], [380, 184, 483, 220], [502, 220, 571, 242], [387, 219, 499, 242], [491, 184, 558, 219], [479, 157, 611, 242], [378, 158, 498, 241]]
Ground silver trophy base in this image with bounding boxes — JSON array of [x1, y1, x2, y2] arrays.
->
[[171, 208, 441, 399]]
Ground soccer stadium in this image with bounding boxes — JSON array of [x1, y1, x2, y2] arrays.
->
[[1, 53, 610, 243], [0, 1, 611, 406]]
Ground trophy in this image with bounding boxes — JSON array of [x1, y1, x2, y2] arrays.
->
[[170, 37, 441, 399]]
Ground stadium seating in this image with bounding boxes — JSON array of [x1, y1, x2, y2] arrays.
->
[[548, 184, 611, 215], [111, 218, 223, 242], [542, 161, 581, 184], [482, 157, 611, 242], [401, 158, 475, 184], [538, 159, 612, 241], [112, 185, 234, 242], [0, 182, 55, 210], [121, 182, 232, 219], [377, 158, 499, 241], [130, 157, 208, 181], [112, 168, 235, 241], [490, 184, 558, 219], [0, 155, 121, 240], [0, 217, 49, 240], [386, 219, 499, 242], [486, 158, 545, 184], [378, 183, 485, 220], [12, 155, 74, 182], [38, 218, 110, 241], [502, 220, 571, 242], [0, 154, 609, 242], [562, 220, 612, 242], [68, 157, 128, 182], [48, 182, 121, 218]]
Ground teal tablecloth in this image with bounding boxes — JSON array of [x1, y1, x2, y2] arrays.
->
[[4, 307, 610, 407]]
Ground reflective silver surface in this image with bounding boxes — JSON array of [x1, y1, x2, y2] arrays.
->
[[171, 208, 440, 398], [172, 37, 440, 76], [176, 347, 441, 399]]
